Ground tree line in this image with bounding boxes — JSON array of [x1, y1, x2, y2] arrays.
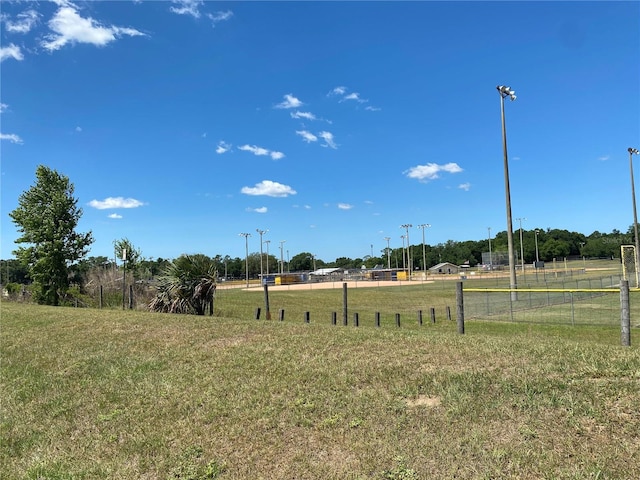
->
[[2, 165, 632, 306]]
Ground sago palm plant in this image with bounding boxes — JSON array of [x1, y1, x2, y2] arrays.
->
[[149, 254, 217, 315]]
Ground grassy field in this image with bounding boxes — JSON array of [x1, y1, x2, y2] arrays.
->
[[2, 274, 639, 479]]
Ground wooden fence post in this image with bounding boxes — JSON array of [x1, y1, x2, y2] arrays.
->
[[279, 308, 285, 321], [305, 311, 310, 324], [254, 307, 261, 320], [375, 312, 381, 327], [342, 283, 348, 326], [331, 311, 337, 326], [395, 313, 401, 328], [263, 284, 271, 320], [417, 310, 423, 326], [430, 307, 436, 323]]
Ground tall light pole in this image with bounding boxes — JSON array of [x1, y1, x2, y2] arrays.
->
[[400, 235, 406, 272], [401, 224, 413, 279], [534, 229, 540, 263], [516, 217, 526, 275], [498, 85, 518, 300], [239, 233, 251, 288], [256, 228, 268, 283], [384, 237, 391, 269], [629, 147, 640, 285], [417, 224, 431, 274], [279, 240, 286, 275], [264, 240, 271, 275], [488, 227, 493, 271]]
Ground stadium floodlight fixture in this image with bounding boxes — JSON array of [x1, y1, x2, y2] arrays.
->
[[256, 229, 268, 282], [400, 224, 413, 278], [497, 85, 516, 101], [629, 148, 640, 286], [239, 233, 251, 288], [498, 84, 518, 301]]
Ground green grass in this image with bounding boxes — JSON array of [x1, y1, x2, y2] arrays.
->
[[2, 293, 640, 479]]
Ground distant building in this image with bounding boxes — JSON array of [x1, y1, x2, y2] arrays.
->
[[428, 262, 460, 275]]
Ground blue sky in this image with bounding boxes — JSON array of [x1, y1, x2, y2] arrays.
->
[[1, 0, 639, 263]]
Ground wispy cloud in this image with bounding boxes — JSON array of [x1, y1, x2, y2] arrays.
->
[[458, 182, 471, 191], [290, 111, 316, 121], [342, 92, 367, 103], [75, 126, 82, 132], [0, 133, 24, 144], [405, 162, 463, 182], [1, 9, 39, 34], [207, 10, 233, 26], [275, 94, 303, 109], [318, 131, 337, 149], [108, 213, 123, 219], [238, 144, 284, 160], [246, 206, 268, 214], [170, 0, 203, 18], [41, 2, 146, 51], [216, 140, 232, 154], [241, 180, 297, 197], [0, 44, 24, 62], [88, 197, 146, 209], [598, 155, 610, 161], [0, 103, 7, 113], [365, 105, 381, 112], [338, 203, 354, 210], [328, 86, 347, 96], [296, 130, 318, 143]]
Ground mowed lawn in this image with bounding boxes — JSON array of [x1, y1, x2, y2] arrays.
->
[[2, 299, 639, 479]]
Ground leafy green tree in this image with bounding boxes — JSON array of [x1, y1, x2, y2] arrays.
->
[[113, 238, 142, 278], [149, 254, 217, 315], [9, 165, 93, 305]]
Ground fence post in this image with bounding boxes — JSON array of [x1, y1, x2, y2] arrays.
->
[[279, 308, 285, 321], [342, 283, 348, 326], [375, 312, 381, 327], [254, 307, 261, 320], [456, 281, 465, 334], [430, 307, 436, 323], [446, 305, 451, 321], [417, 310, 423, 326], [99, 285, 103, 309], [621, 280, 631, 347], [263, 284, 271, 320], [129, 284, 133, 309], [354, 312, 359, 327], [332, 311, 337, 326], [395, 313, 401, 328], [305, 311, 310, 324]]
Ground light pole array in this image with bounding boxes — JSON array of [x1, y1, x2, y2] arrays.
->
[[497, 84, 518, 300], [239, 233, 251, 288], [417, 224, 431, 275], [401, 224, 413, 278], [264, 240, 270, 275], [629, 147, 640, 285], [384, 237, 391, 269], [256, 228, 268, 283], [534, 229, 540, 263]]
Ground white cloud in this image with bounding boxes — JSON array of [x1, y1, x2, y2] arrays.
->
[[108, 213, 123, 219], [365, 105, 381, 112], [338, 203, 354, 210], [170, 0, 203, 18], [88, 197, 145, 209], [598, 155, 610, 161], [238, 144, 284, 160], [458, 182, 471, 191], [328, 86, 347, 96], [241, 180, 297, 197], [0, 103, 8, 113], [318, 131, 337, 149], [246, 206, 268, 214], [216, 140, 231, 154], [275, 94, 303, 109], [290, 111, 316, 121], [2, 9, 39, 34], [0, 133, 23, 144], [0, 44, 24, 62], [342, 92, 367, 103], [405, 162, 463, 182], [75, 126, 82, 132], [207, 10, 233, 25], [296, 130, 318, 143], [41, 3, 146, 51]]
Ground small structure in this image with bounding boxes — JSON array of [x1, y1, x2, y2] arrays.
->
[[309, 268, 344, 282], [429, 262, 460, 275]]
